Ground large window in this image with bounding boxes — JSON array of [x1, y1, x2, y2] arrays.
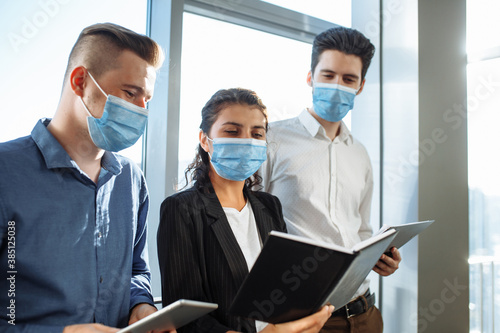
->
[[146, 0, 352, 300], [467, 57, 500, 332], [0, 0, 148, 166], [467, 0, 500, 331], [177, 12, 313, 187], [177, 1, 353, 188]]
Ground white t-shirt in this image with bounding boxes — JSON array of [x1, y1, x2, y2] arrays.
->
[[223, 201, 268, 332]]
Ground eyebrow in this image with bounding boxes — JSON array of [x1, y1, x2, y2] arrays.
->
[[319, 69, 360, 80], [222, 121, 266, 130]]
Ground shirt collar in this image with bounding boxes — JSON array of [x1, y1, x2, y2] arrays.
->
[[31, 118, 122, 175], [100, 151, 122, 175], [298, 109, 353, 145]]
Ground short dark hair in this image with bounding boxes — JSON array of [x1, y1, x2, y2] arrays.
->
[[311, 26, 375, 81], [185, 88, 268, 191], [64, 23, 164, 82]]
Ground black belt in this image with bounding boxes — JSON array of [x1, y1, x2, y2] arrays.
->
[[332, 290, 375, 318]]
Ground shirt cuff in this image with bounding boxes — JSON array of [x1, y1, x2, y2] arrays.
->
[[130, 296, 156, 312]]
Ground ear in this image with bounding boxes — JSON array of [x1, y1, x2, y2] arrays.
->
[[199, 130, 210, 153], [306, 71, 313, 88], [356, 79, 366, 95], [70, 66, 87, 97]]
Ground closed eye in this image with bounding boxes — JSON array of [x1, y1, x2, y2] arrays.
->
[[123, 90, 135, 98]]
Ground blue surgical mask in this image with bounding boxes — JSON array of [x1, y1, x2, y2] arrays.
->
[[79, 72, 148, 152], [312, 82, 358, 122], [207, 137, 267, 181]]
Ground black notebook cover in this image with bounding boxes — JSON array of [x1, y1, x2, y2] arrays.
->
[[228, 230, 396, 324]]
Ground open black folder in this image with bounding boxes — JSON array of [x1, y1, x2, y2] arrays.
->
[[228, 229, 397, 324]]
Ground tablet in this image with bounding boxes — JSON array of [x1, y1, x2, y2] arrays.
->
[[374, 220, 435, 253], [117, 299, 218, 333]]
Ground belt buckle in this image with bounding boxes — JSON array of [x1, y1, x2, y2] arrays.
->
[[345, 304, 355, 318]]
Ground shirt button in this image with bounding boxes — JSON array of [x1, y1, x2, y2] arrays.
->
[[98, 232, 102, 238], [100, 276, 103, 283]]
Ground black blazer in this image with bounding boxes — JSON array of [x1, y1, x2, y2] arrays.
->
[[157, 184, 287, 333]]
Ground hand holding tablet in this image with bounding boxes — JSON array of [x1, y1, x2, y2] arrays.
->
[[118, 300, 218, 333]]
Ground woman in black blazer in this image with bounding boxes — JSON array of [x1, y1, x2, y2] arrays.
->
[[157, 88, 333, 333]]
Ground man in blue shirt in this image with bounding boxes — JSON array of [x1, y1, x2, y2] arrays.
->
[[0, 23, 171, 333]]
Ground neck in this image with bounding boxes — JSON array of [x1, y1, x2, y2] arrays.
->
[[209, 170, 246, 211], [48, 98, 104, 183], [308, 108, 341, 141]]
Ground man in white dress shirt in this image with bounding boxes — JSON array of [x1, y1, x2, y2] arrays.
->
[[260, 26, 401, 332]]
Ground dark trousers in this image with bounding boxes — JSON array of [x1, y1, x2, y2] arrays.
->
[[320, 306, 383, 333]]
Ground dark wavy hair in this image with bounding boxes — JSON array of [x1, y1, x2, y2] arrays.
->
[[184, 88, 268, 191], [311, 26, 375, 81]]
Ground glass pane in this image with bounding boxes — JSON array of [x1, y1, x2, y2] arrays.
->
[[467, 58, 500, 332], [178, 13, 314, 187], [262, 0, 351, 27], [0, 0, 147, 166], [467, 0, 500, 54]]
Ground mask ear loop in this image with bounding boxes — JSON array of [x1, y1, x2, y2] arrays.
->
[[200, 132, 213, 158], [206, 137, 213, 159], [87, 71, 108, 98], [79, 71, 100, 119], [81, 70, 109, 119], [79, 97, 94, 118]]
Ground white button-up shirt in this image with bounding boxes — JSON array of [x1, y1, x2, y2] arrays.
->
[[260, 109, 374, 298]]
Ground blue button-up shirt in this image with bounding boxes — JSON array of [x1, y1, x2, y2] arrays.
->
[[0, 119, 154, 332]]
